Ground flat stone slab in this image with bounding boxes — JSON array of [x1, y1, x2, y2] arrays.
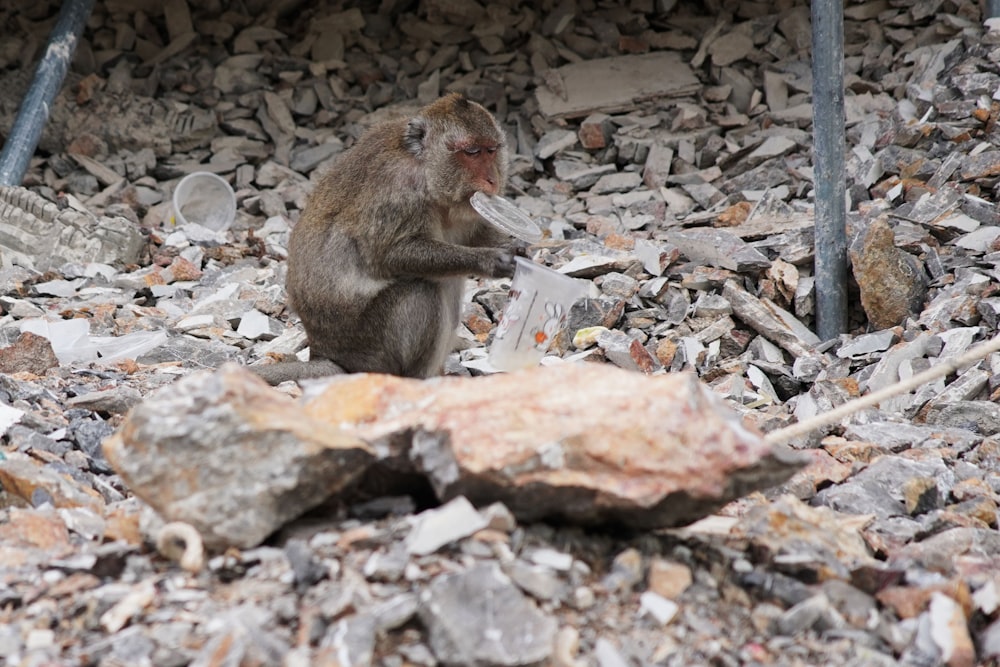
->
[[535, 52, 701, 119]]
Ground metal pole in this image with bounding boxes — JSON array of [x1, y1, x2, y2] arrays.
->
[[811, 0, 847, 340], [0, 0, 95, 186]]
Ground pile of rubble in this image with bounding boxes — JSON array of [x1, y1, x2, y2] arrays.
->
[[1, 0, 1000, 665]]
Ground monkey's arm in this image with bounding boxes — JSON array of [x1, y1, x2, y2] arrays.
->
[[468, 219, 512, 248], [378, 236, 516, 279]]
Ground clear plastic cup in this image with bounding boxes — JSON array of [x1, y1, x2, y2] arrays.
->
[[172, 171, 236, 232], [489, 257, 589, 371]]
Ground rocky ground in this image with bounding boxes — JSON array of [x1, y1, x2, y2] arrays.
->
[[2, 0, 1000, 665]]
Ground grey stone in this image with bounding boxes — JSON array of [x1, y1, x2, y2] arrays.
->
[[926, 401, 1000, 435], [821, 580, 879, 630], [290, 141, 344, 174], [746, 135, 798, 167], [535, 129, 578, 159], [599, 272, 639, 299], [591, 172, 643, 195], [553, 159, 617, 189], [639, 591, 679, 625], [405, 496, 487, 556], [506, 560, 567, 601], [418, 563, 557, 666], [593, 638, 631, 667], [774, 594, 847, 636], [843, 422, 980, 451], [236, 309, 283, 341], [103, 365, 375, 550], [363, 542, 408, 582], [284, 539, 327, 590], [0, 187, 143, 272], [137, 336, 240, 369], [981, 616, 1000, 659], [669, 229, 772, 272], [836, 330, 898, 358], [813, 456, 952, 519], [320, 614, 376, 666], [372, 593, 419, 633]]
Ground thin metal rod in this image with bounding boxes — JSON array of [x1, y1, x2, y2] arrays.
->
[[0, 0, 95, 186], [811, 0, 848, 340], [765, 334, 1000, 445]]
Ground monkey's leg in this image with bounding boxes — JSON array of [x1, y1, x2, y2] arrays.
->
[[336, 278, 460, 378]]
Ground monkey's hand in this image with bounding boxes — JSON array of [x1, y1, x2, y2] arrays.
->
[[489, 248, 518, 278]]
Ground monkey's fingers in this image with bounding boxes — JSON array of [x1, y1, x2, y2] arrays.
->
[[510, 242, 530, 257], [491, 249, 518, 278]]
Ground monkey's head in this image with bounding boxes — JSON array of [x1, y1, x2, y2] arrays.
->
[[403, 93, 509, 203]]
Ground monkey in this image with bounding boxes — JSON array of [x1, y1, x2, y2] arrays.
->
[[252, 94, 518, 385]]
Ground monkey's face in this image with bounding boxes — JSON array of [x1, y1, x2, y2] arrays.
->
[[449, 139, 506, 196], [404, 94, 510, 203]]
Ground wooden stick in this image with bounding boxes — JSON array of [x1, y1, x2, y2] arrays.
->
[[764, 334, 1000, 445]]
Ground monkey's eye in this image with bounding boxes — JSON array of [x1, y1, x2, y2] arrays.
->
[[486, 147, 498, 155], [462, 147, 482, 156]]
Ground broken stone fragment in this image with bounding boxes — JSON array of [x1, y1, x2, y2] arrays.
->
[[668, 228, 772, 272], [104, 364, 375, 550], [0, 187, 144, 272], [535, 129, 578, 159], [578, 112, 613, 149], [596, 329, 660, 373], [535, 52, 700, 119], [418, 562, 557, 666], [0, 455, 106, 513], [404, 496, 488, 556], [734, 495, 878, 582], [0, 331, 59, 375], [850, 216, 928, 330], [0, 69, 216, 157], [0, 507, 75, 566], [305, 364, 804, 529], [723, 280, 821, 359]]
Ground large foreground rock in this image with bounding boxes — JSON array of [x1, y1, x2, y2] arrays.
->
[[305, 364, 804, 529], [103, 365, 374, 550], [105, 363, 802, 551]]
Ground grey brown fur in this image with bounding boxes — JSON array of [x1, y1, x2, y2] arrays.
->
[[253, 94, 514, 385]]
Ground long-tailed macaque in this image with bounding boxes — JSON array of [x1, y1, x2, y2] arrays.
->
[[253, 94, 516, 385]]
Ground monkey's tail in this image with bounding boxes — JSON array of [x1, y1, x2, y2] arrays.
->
[[249, 358, 346, 385]]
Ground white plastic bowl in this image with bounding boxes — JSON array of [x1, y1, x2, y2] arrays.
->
[[172, 171, 236, 232]]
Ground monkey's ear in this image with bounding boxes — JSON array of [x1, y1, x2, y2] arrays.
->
[[403, 117, 427, 157]]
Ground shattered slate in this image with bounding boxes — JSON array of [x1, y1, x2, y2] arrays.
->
[[534, 51, 701, 119]]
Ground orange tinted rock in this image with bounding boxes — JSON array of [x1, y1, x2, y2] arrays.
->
[[648, 558, 693, 599], [0, 507, 72, 552], [850, 216, 927, 330], [0, 457, 104, 512], [0, 331, 59, 375], [104, 365, 374, 550], [306, 364, 803, 529], [716, 201, 752, 227]]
